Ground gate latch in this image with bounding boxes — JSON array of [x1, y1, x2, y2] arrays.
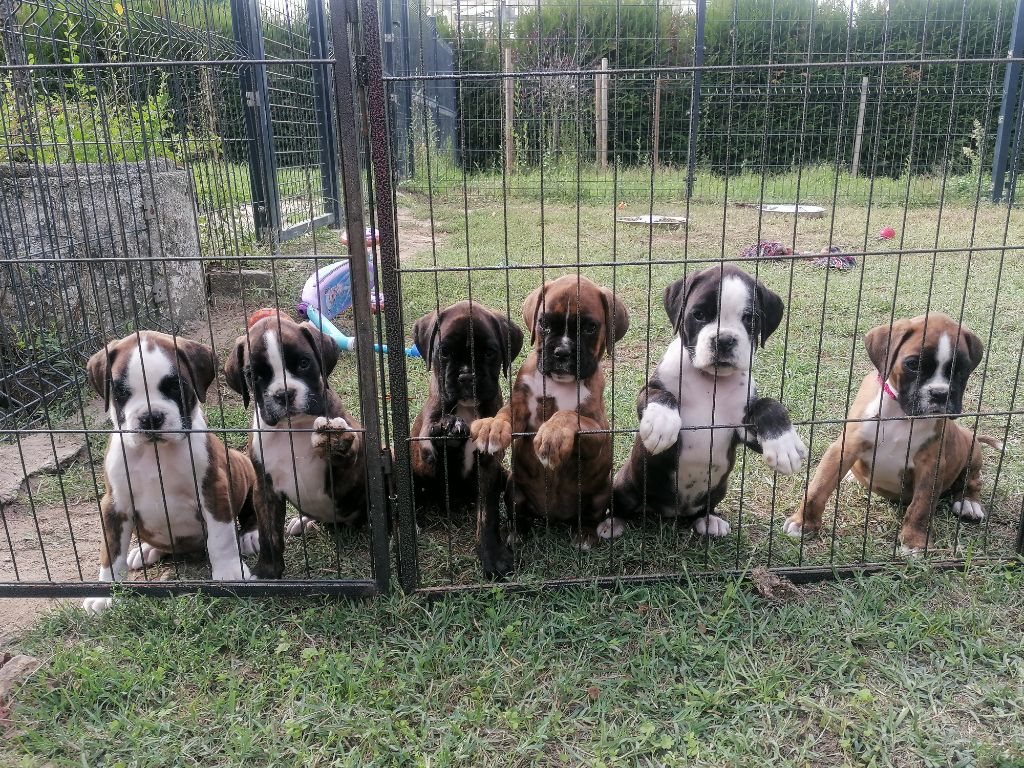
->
[[245, 90, 262, 108]]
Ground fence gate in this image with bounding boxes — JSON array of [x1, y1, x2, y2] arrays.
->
[[234, 0, 340, 243]]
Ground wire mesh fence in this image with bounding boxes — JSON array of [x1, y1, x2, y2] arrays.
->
[[0, 0, 1022, 603]]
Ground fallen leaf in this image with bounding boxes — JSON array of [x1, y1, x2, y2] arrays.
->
[[586, 685, 600, 702]]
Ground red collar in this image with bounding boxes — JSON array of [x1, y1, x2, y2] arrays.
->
[[877, 373, 898, 400]]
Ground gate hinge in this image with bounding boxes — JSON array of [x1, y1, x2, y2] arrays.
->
[[245, 89, 261, 108], [380, 448, 393, 477], [355, 53, 369, 86]]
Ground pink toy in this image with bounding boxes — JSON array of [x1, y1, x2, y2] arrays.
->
[[879, 227, 896, 240]]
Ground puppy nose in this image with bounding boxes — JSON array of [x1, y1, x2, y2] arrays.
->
[[273, 389, 296, 407], [138, 412, 165, 431], [715, 335, 737, 353], [458, 372, 474, 385], [553, 345, 572, 362], [929, 388, 950, 403]]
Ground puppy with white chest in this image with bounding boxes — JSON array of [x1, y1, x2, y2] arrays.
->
[[83, 331, 257, 614], [410, 300, 524, 577], [784, 313, 1001, 554], [613, 264, 807, 536], [224, 313, 366, 579], [471, 274, 629, 549]]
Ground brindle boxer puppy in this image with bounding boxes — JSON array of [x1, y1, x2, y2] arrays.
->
[[83, 331, 257, 614], [224, 314, 366, 579], [410, 300, 524, 577], [784, 313, 1001, 554], [471, 274, 629, 548]]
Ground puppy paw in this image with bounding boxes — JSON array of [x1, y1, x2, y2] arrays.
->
[[534, 411, 578, 470], [639, 402, 682, 455], [478, 542, 514, 580], [238, 529, 260, 556], [570, 530, 600, 551], [761, 429, 808, 475], [899, 543, 925, 558], [782, 515, 819, 539], [693, 514, 731, 538], [952, 499, 985, 522], [470, 417, 512, 455], [430, 415, 470, 447], [596, 516, 626, 540], [82, 596, 113, 615], [311, 416, 356, 456], [286, 515, 319, 537], [126, 542, 164, 571], [898, 527, 929, 557], [212, 560, 252, 581]]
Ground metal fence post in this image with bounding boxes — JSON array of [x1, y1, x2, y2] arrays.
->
[[231, 0, 281, 241], [327, 0, 392, 594], [991, 0, 1024, 203], [358, 0, 420, 593], [686, 0, 706, 199], [308, 0, 341, 227]]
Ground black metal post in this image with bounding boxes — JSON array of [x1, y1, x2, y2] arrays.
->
[[991, 0, 1024, 203], [399, 0, 415, 178], [358, 0, 419, 593], [327, 0, 392, 594], [686, 0, 706, 199], [308, 0, 342, 227], [232, 0, 282, 241]]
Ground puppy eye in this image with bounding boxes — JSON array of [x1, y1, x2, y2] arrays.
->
[[903, 357, 919, 372], [692, 309, 707, 322], [742, 311, 755, 326], [438, 343, 450, 358], [582, 321, 599, 335], [484, 348, 497, 359], [297, 358, 312, 371], [112, 381, 130, 401]]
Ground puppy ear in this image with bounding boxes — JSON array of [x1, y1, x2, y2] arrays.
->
[[864, 319, 913, 380], [491, 311, 524, 376], [663, 267, 710, 335], [223, 334, 250, 408], [754, 280, 785, 347], [522, 284, 546, 345], [173, 338, 217, 403], [301, 322, 340, 378], [412, 310, 441, 371], [86, 342, 117, 409], [958, 325, 984, 374], [600, 287, 630, 351]]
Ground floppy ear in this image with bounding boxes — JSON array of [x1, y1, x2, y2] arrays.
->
[[959, 325, 984, 374], [864, 319, 913, 379], [490, 310, 524, 376], [86, 342, 117, 409], [223, 334, 250, 408], [663, 267, 711, 336], [412, 309, 441, 371], [301, 322, 340, 378], [600, 287, 630, 352], [174, 338, 217, 403], [754, 279, 785, 347], [522, 284, 546, 345]]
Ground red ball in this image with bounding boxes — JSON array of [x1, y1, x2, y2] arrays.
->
[[879, 227, 896, 240]]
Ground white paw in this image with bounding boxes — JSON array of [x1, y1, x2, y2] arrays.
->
[[782, 518, 807, 538], [638, 403, 682, 455], [693, 514, 731, 538], [82, 597, 113, 615], [596, 517, 626, 540], [238, 529, 260, 556], [212, 561, 252, 581], [506, 530, 523, 549], [311, 416, 350, 449], [126, 542, 164, 571], [899, 544, 924, 558], [286, 515, 319, 536], [952, 499, 985, 522], [761, 429, 808, 475], [842, 471, 856, 484]]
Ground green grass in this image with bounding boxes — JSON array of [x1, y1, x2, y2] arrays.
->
[[4, 565, 1024, 766]]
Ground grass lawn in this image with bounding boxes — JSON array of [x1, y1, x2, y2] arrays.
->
[[3, 564, 1024, 766]]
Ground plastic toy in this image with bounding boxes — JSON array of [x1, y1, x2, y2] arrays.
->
[[879, 226, 896, 240], [299, 303, 420, 358], [301, 259, 384, 318]]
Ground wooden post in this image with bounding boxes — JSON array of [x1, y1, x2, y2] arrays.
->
[[851, 75, 869, 178], [504, 46, 515, 173], [595, 57, 609, 168], [652, 78, 662, 171]]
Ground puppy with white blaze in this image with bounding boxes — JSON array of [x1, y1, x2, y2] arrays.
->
[[612, 264, 807, 536], [83, 332, 258, 615]]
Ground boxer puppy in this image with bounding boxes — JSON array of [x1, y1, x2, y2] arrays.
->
[[613, 264, 807, 535], [471, 274, 629, 549], [83, 331, 257, 614], [410, 300, 524, 577], [784, 313, 1001, 554], [224, 313, 365, 579]]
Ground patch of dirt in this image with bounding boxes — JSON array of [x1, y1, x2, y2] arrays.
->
[[397, 205, 445, 260], [749, 566, 804, 603]]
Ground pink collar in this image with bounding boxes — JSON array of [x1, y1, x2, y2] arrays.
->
[[877, 373, 898, 400]]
